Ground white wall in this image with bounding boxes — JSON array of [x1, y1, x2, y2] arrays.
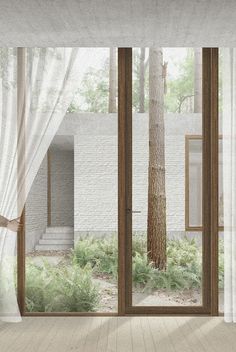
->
[[66, 113, 201, 236], [26, 112, 202, 246], [25, 156, 48, 252]]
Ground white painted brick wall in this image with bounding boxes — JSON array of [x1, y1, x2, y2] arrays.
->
[[74, 133, 118, 234], [71, 113, 202, 234], [26, 113, 202, 245], [25, 156, 47, 252]]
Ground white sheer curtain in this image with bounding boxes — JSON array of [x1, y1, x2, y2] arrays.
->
[[222, 48, 236, 322], [0, 47, 80, 322]]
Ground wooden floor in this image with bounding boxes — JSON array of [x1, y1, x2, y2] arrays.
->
[[0, 317, 235, 351]]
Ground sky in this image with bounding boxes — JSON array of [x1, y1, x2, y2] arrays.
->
[[75, 47, 190, 84]]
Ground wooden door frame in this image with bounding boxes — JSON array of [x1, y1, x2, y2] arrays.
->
[[202, 48, 219, 315], [120, 48, 219, 315], [118, 48, 132, 315], [17, 48, 219, 316]]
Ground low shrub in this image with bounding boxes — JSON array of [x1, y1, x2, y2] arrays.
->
[[95, 236, 118, 278], [132, 235, 147, 256], [72, 238, 99, 268], [73, 236, 118, 279], [132, 252, 154, 286], [51, 264, 100, 312], [70, 235, 224, 293], [146, 263, 201, 292], [25, 261, 54, 312], [26, 260, 100, 312]]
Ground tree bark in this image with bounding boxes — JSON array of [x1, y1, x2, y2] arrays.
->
[[194, 48, 202, 113], [108, 47, 117, 113], [147, 47, 167, 270], [139, 48, 145, 112]]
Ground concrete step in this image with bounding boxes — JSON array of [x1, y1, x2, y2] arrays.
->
[[42, 232, 74, 240], [35, 226, 74, 251], [35, 243, 73, 251], [38, 239, 74, 245], [46, 226, 74, 234]]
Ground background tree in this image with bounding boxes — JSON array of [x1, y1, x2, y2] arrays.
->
[[67, 48, 199, 114], [164, 49, 194, 113], [132, 49, 149, 112], [194, 48, 202, 113], [74, 63, 109, 113], [139, 48, 145, 113], [147, 47, 167, 270], [108, 48, 117, 113]]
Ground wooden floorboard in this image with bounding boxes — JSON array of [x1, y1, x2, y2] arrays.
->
[[0, 317, 235, 352]]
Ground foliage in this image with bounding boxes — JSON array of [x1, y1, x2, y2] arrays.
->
[[73, 235, 209, 291], [68, 48, 196, 114], [132, 237, 202, 291], [94, 236, 118, 278], [26, 260, 100, 312], [132, 48, 149, 112], [68, 60, 110, 113], [135, 48, 195, 114], [72, 237, 99, 268], [147, 263, 201, 292], [132, 252, 154, 286], [132, 234, 147, 256], [26, 236, 224, 312], [73, 235, 118, 279], [164, 49, 194, 113], [50, 263, 100, 312]]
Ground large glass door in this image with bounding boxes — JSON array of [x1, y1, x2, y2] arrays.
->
[[121, 48, 218, 314], [23, 48, 119, 315], [18, 47, 218, 316]]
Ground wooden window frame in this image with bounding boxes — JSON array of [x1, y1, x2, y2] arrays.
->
[[185, 134, 223, 232], [17, 48, 219, 316]]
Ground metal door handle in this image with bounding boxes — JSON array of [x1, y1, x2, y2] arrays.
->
[[126, 209, 141, 214]]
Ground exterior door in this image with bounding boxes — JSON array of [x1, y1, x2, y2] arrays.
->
[[118, 48, 219, 315]]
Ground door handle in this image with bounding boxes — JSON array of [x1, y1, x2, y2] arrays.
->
[[126, 209, 141, 214]]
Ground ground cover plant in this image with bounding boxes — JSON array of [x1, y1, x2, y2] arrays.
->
[[26, 260, 100, 312], [26, 236, 224, 312]]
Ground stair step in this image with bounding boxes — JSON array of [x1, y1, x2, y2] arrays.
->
[[46, 226, 74, 234], [42, 233, 74, 240], [39, 239, 74, 245], [35, 226, 74, 251], [35, 244, 73, 251]]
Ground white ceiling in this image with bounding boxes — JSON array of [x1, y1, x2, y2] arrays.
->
[[1, 0, 236, 47]]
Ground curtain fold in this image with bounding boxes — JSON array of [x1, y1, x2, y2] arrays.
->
[[223, 48, 236, 322], [0, 47, 80, 322]]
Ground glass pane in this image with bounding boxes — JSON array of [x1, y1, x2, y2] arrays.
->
[[25, 48, 118, 313], [188, 138, 202, 228], [132, 48, 202, 306]]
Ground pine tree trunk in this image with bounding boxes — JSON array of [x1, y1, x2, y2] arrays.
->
[[139, 48, 145, 113], [194, 48, 202, 113], [108, 47, 116, 113], [147, 47, 167, 270]]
